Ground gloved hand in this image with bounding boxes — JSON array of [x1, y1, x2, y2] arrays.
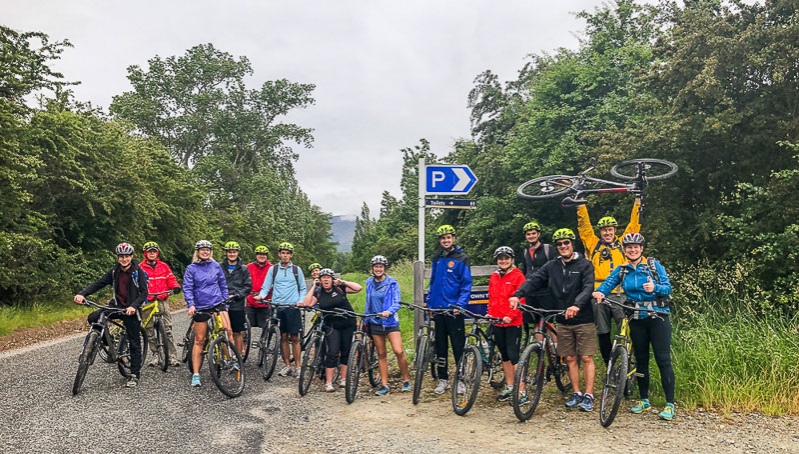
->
[[173, 287, 181, 294]]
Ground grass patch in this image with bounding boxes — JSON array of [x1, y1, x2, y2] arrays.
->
[[0, 300, 87, 337]]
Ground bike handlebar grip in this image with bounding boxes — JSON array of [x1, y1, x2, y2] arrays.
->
[[561, 197, 587, 207]]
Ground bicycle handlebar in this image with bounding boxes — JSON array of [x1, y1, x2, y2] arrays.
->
[[447, 304, 503, 324], [600, 296, 665, 319], [332, 308, 382, 319], [79, 299, 126, 314]]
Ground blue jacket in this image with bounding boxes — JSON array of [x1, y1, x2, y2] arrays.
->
[[184, 259, 229, 311], [426, 246, 472, 309], [596, 257, 672, 319], [365, 275, 401, 328], [258, 262, 307, 305]]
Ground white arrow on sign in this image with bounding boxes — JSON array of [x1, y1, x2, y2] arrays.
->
[[451, 167, 470, 191]]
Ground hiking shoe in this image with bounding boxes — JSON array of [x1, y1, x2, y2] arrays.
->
[[339, 379, 347, 388], [169, 359, 181, 367], [659, 403, 675, 420], [497, 387, 513, 402], [565, 392, 583, 408], [401, 381, 412, 392], [148, 358, 160, 367], [631, 398, 651, 414], [511, 391, 529, 406], [456, 381, 466, 394], [324, 383, 336, 392], [278, 365, 293, 377], [126, 374, 139, 388], [191, 373, 201, 387], [375, 385, 390, 396], [434, 379, 449, 395], [579, 394, 594, 412]]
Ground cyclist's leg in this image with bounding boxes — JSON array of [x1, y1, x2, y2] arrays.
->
[[629, 318, 652, 400], [161, 301, 179, 359], [557, 324, 582, 394], [229, 309, 247, 356], [649, 315, 675, 403], [433, 313, 450, 380], [122, 313, 143, 378], [386, 330, 410, 382], [338, 325, 354, 380], [192, 318, 209, 374], [372, 331, 390, 386], [449, 313, 466, 371], [325, 327, 343, 384], [593, 298, 612, 364], [141, 304, 157, 354], [574, 322, 598, 396]]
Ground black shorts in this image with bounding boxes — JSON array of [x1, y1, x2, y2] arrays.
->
[[369, 323, 400, 336], [192, 303, 227, 323], [246, 306, 271, 328], [229, 309, 247, 333], [277, 306, 302, 335]]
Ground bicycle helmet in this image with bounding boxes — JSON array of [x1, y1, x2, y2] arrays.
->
[[115, 242, 134, 256], [493, 246, 515, 259], [278, 242, 294, 252], [522, 221, 541, 233], [143, 241, 159, 252], [596, 216, 618, 228], [254, 245, 269, 254], [436, 224, 456, 237], [622, 232, 645, 246], [370, 255, 389, 267], [319, 268, 336, 278], [552, 228, 576, 241], [308, 262, 322, 272], [223, 241, 241, 251], [195, 240, 213, 250]]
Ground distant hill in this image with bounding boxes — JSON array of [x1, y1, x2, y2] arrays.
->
[[330, 215, 356, 252]]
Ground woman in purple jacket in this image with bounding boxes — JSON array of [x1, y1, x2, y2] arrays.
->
[[184, 240, 231, 388], [365, 256, 411, 396]]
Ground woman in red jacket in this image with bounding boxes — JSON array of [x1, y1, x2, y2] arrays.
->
[[487, 246, 526, 402], [246, 245, 273, 330]]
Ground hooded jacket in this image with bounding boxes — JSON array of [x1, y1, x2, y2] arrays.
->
[[184, 259, 229, 311], [514, 252, 594, 325], [141, 257, 180, 301], [596, 257, 672, 319], [246, 259, 273, 309], [426, 246, 472, 309], [79, 261, 148, 310], [487, 267, 525, 327], [365, 275, 401, 328], [223, 258, 252, 311]]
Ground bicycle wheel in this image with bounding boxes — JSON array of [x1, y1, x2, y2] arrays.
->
[[610, 158, 678, 181], [552, 355, 572, 393], [624, 349, 638, 398], [512, 342, 545, 421], [345, 339, 363, 404], [299, 334, 321, 396], [452, 345, 481, 416], [241, 318, 251, 363], [517, 175, 579, 200], [181, 325, 193, 364], [117, 326, 148, 379], [367, 340, 380, 388], [73, 331, 100, 395], [155, 319, 169, 372], [208, 336, 246, 398], [262, 325, 281, 381], [99, 324, 121, 363], [488, 349, 505, 389], [600, 346, 629, 427], [412, 336, 431, 405]]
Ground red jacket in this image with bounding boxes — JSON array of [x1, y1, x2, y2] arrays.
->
[[487, 267, 525, 327], [141, 259, 180, 301], [246, 260, 273, 308]]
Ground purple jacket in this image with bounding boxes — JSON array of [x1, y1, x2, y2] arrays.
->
[[184, 259, 229, 311]]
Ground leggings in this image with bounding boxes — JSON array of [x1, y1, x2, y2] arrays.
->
[[629, 316, 675, 403], [493, 325, 521, 365], [434, 313, 465, 380], [325, 325, 354, 369]]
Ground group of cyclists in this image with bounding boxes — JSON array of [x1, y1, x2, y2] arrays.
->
[[72, 194, 674, 420]]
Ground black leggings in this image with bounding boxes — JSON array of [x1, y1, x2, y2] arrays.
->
[[629, 316, 675, 403], [493, 325, 522, 365], [434, 313, 465, 380], [325, 325, 354, 369]]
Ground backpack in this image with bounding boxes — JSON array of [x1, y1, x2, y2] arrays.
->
[[524, 243, 553, 272], [616, 257, 672, 307], [269, 264, 301, 295]]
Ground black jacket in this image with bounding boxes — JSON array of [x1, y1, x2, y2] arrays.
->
[[79, 261, 149, 309], [224, 259, 252, 311], [514, 252, 594, 325]]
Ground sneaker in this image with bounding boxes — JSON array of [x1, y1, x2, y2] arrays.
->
[[497, 387, 513, 402], [433, 379, 449, 395], [401, 381, 412, 392], [631, 398, 651, 414], [278, 365, 293, 377], [126, 374, 139, 388], [375, 385, 390, 396], [565, 392, 583, 408], [148, 358, 160, 367], [324, 383, 336, 392], [516, 391, 530, 406], [456, 381, 466, 394], [659, 403, 676, 420], [339, 379, 347, 388], [191, 373, 201, 387], [169, 359, 181, 367], [579, 394, 594, 412]]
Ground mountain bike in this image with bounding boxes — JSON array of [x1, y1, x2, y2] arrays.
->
[[297, 307, 344, 396], [140, 290, 175, 372], [516, 158, 678, 220], [598, 296, 662, 427], [450, 305, 503, 416], [72, 300, 148, 395], [186, 301, 246, 397], [337, 309, 381, 404], [511, 306, 570, 421], [400, 302, 454, 405]]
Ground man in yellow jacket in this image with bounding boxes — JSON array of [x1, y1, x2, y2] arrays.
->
[[576, 196, 641, 364]]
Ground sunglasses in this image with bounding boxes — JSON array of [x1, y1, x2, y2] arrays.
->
[[555, 240, 572, 247]]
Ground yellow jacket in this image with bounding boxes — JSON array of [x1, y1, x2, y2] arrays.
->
[[576, 199, 641, 290]]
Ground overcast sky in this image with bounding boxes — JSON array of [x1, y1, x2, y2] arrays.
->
[[4, 0, 613, 216]]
